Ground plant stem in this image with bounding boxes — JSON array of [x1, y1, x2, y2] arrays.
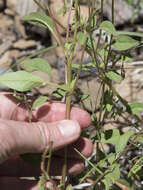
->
[[95, 0, 104, 52], [106, 0, 114, 67], [33, 0, 47, 13], [62, 1, 79, 189]]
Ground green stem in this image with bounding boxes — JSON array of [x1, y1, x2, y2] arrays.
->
[[95, 0, 104, 53], [106, 0, 114, 68], [62, 1, 79, 189]]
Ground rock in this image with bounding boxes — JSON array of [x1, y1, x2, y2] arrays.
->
[[0, 14, 13, 32], [0, 67, 13, 91], [9, 50, 20, 59], [0, 40, 13, 56], [4, 8, 15, 16], [0, 51, 12, 67], [13, 39, 37, 49], [16, 0, 44, 18], [32, 68, 59, 95], [7, 0, 18, 13], [104, 0, 133, 25], [115, 62, 143, 102]]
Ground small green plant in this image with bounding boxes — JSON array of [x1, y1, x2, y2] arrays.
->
[[1, 0, 143, 189]]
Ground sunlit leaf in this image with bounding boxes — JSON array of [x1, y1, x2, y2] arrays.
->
[[102, 179, 109, 190], [115, 130, 134, 154], [113, 35, 138, 51], [106, 71, 123, 83], [107, 153, 116, 164], [129, 102, 143, 114], [0, 71, 44, 92], [106, 104, 112, 112], [100, 129, 120, 144], [66, 185, 72, 190], [128, 157, 143, 177], [136, 136, 143, 144], [77, 32, 88, 46], [24, 58, 51, 75], [102, 164, 120, 190], [99, 21, 116, 35]]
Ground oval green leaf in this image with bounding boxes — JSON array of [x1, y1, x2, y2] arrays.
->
[[0, 71, 44, 92], [115, 130, 134, 154], [77, 32, 88, 46], [99, 21, 116, 35], [106, 71, 123, 83], [113, 35, 139, 51], [129, 102, 143, 114], [24, 58, 51, 75]]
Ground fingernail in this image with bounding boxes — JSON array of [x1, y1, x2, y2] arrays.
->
[[58, 120, 81, 138]]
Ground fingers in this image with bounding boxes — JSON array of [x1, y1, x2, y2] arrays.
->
[[0, 137, 93, 176], [0, 93, 91, 128], [0, 156, 84, 176], [54, 137, 93, 159], [0, 177, 58, 190], [0, 119, 81, 163], [34, 102, 91, 128], [0, 177, 37, 190]]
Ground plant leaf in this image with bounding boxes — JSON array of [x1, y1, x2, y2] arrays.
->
[[32, 96, 47, 110], [66, 185, 72, 190], [24, 58, 51, 75], [102, 179, 110, 190], [106, 71, 123, 83], [117, 31, 143, 38], [136, 136, 143, 144], [113, 35, 138, 51], [81, 94, 89, 101], [128, 157, 143, 177], [99, 21, 116, 35], [0, 71, 44, 92], [115, 130, 134, 154], [22, 12, 53, 30], [22, 12, 58, 42], [102, 164, 120, 190], [129, 102, 143, 114], [77, 32, 88, 46], [100, 129, 120, 144]]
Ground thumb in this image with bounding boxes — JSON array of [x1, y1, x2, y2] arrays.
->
[[0, 119, 81, 163]]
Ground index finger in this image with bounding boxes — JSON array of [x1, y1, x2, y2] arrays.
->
[[0, 93, 91, 128], [34, 102, 91, 128]]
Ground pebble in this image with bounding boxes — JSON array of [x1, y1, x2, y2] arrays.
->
[[13, 39, 37, 49]]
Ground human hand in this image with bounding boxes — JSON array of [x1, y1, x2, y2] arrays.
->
[[0, 93, 93, 189]]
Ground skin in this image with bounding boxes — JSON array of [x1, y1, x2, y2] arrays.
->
[[0, 93, 93, 190]]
